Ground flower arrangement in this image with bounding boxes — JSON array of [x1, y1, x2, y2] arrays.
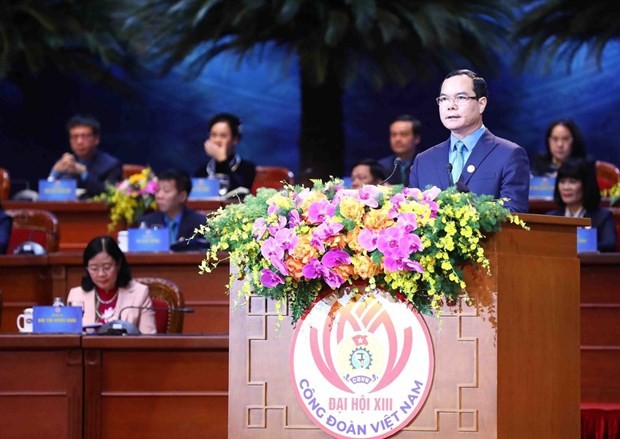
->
[[602, 182, 620, 207], [198, 180, 527, 324], [94, 167, 158, 230]]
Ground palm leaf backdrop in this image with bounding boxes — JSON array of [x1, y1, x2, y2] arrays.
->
[[118, 0, 517, 181], [0, 0, 138, 92], [514, 0, 620, 69]]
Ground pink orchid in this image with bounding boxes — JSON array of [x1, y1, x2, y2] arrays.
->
[[357, 228, 378, 252], [288, 209, 301, 227], [252, 218, 268, 239], [274, 228, 298, 251], [397, 212, 418, 233], [302, 258, 323, 279], [357, 186, 381, 208], [260, 269, 285, 287], [322, 249, 351, 268], [311, 221, 344, 251], [268, 217, 287, 236], [261, 237, 284, 262], [307, 199, 336, 224]]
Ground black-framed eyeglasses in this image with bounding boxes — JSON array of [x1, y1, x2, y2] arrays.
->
[[436, 95, 479, 106]]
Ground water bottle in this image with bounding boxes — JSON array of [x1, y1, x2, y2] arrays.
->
[[53, 297, 65, 307]]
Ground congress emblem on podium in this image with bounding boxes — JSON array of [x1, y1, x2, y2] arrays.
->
[[290, 285, 434, 438]]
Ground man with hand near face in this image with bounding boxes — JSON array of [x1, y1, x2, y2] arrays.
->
[[48, 114, 122, 198], [193, 112, 256, 192], [409, 69, 530, 213], [137, 169, 209, 251]]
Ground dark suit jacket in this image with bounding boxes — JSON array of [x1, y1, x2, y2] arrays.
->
[[137, 207, 209, 251], [194, 157, 256, 191], [0, 210, 13, 254], [547, 207, 617, 252], [50, 149, 122, 198], [378, 154, 416, 186], [409, 129, 530, 213]]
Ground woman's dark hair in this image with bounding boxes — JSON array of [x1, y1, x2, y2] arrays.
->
[[353, 159, 386, 182], [544, 119, 586, 160], [208, 112, 242, 140], [81, 235, 132, 291], [553, 158, 600, 211]]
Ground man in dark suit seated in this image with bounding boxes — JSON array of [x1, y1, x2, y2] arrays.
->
[[0, 207, 12, 254], [48, 114, 122, 198], [409, 69, 530, 213], [378, 114, 422, 186], [137, 169, 208, 251]]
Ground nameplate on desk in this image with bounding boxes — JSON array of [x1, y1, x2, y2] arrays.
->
[[189, 178, 220, 199], [128, 227, 170, 252], [33, 306, 82, 333], [529, 176, 555, 200], [577, 227, 597, 253], [38, 179, 77, 201]]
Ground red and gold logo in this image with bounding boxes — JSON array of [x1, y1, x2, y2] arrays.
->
[[290, 285, 434, 438]]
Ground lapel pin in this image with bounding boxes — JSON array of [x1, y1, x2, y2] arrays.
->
[[467, 165, 476, 173]]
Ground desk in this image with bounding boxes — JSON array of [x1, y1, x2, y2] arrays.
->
[[579, 253, 620, 404], [83, 335, 228, 439], [3, 200, 223, 252], [0, 253, 230, 334], [0, 334, 228, 439], [0, 335, 82, 439]]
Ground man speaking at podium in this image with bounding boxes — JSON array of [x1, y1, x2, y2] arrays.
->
[[409, 69, 530, 213]]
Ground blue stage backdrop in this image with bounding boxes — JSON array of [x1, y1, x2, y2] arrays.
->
[[1, 41, 619, 193]]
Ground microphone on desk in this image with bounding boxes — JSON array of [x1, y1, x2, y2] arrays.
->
[[379, 157, 402, 185], [97, 306, 195, 336]]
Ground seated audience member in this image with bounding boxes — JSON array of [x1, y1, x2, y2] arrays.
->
[[0, 206, 13, 254], [137, 168, 208, 251], [547, 158, 617, 252], [67, 235, 157, 333], [49, 114, 122, 198], [351, 159, 386, 189], [194, 112, 256, 192], [378, 114, 422, 186], [531, 119, 588, 177]]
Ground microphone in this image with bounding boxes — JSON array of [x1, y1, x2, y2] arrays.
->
[[446, 163, 470, 193], [97, 306, 195, 336], [379, 157, 402, 185], [446, 163, 454, 186]]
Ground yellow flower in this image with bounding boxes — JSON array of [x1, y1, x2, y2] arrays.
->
[[363, 207, 393, 230], [339, 196, 365, 220]]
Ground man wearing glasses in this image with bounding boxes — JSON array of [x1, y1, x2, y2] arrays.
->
[[409, 69, 530, 213], [49, 114, 122, 198]]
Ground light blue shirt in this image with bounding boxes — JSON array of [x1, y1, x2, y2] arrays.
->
[[449, 125, 486, 166]]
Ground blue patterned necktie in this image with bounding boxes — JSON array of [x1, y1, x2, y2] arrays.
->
[[451, 141, 467, 184]]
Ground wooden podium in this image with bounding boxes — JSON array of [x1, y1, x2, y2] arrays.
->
[[228, 214, 586, 438]]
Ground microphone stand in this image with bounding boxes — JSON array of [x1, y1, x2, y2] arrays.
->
[[379, 157, 402, 186]]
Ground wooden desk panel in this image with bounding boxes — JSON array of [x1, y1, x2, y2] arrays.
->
[[83, 335, 228, 439], [0, 255, 53, 333], [0, 335, 83, 439], [579, 253, 620, 403], [48, 252, 230, 334], [3, 200, 222, 252]]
